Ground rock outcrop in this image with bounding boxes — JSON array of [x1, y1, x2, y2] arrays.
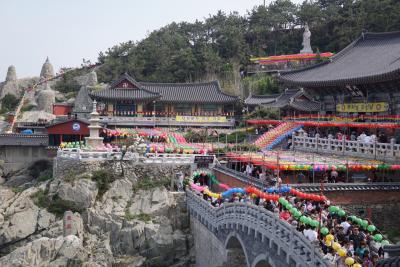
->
[[0, 235, 87, 267], [0, 162, 194, 266]]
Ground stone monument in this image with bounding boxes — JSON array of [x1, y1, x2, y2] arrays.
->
[[86, 70, 97, 87], [40, 57, 55, 80], [85, 100, 104, 149], [300, 24, 313, 54]]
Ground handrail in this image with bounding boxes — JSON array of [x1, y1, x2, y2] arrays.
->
[[292, 135, 400, 162], [186, 189, 330, 267], [213, 165, 400, 192]]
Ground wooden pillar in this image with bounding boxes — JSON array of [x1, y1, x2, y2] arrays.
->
[[137, 103, 143, 117]]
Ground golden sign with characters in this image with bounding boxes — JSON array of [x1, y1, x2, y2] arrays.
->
[[336, 102, 388, 113], [175, 116, 227, 123]]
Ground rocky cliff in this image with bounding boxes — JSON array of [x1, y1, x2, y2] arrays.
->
[[0, 162, 194, 267]]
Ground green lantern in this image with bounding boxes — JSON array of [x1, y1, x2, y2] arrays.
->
[[300, 216, 307, 223], [279, 197, 285, 204], [286, 203, 293, 210], [381, 240, 390, 246], [367, 225, 376, 233], [373, 234, 383, 242], [338, 210, 346, 217], [294, 211, 302, 218], [355, 218, 363, 225], [361, 220, 368, 229], [321, 227, 329, 235]]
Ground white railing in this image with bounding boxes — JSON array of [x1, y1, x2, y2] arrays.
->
[[99, 116, 235, 126], [57, 149, 215, 164], [292, 134, 400, 162]]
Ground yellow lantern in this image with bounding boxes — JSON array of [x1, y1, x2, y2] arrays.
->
[[338, 248, 347, 257], [345, 257, 354, 266], [326, 234, 334, 241], [353, 264, 362, 267], [332, 242, 341, 251]]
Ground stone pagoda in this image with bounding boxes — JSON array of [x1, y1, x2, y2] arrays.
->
[[85, 100, 104, 149]]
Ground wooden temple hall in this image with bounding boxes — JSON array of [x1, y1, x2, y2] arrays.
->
[[246, 32, 400, 116], [87, 73, 239, 127]]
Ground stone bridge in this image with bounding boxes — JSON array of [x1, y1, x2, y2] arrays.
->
[[186, 189, 330, 267]]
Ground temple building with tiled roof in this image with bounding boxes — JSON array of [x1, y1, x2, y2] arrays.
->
[[278, 31, 400, 115], [84, 73, 239, 127], [245, 89, 321, 115]]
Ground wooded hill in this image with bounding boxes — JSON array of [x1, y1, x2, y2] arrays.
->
[[94, 0, 400, 96]]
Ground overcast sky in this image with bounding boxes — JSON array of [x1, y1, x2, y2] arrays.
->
[[0, 0, 303, 79]]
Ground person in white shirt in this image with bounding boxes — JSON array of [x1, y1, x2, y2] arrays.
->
[[246, 163, 253, 176], [364, 135, 372, 144], [340, 217, 351, 234], [359, 132, 367, 143], [303, 225, 318, 242]]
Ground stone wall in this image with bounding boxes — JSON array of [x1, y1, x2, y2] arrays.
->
[[190, 217, 226, 267], [53, 157, 192, 182], [0, 146, 49, 173]]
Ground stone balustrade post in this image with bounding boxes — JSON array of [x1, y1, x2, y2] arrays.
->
[[342, 137, 346, 155], [390, 138, 396, 158], [328, 136, 332, 152], [315, 133, 320, 152]]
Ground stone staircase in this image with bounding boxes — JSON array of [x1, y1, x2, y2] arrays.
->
[[253, 122, 301, 150]]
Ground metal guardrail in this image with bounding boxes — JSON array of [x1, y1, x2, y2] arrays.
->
[[186, 189, 330, 267], [213, 165, 400, 192]]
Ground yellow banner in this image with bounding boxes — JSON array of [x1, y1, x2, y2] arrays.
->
[[176, 116, 227, 123], [336, 102, 388, 113]]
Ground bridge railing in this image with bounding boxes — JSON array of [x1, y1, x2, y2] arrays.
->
[[292, 135, 400, 162], [186, 189, 330, 267], [213, 165, 400, 192]]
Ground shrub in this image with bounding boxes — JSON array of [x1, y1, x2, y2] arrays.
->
[[1, 93, 19, 112], [132, 178, 170, 192], [37, 169, 53, 182], [31, 189, 83, 217], [91, 170, 116, 198]]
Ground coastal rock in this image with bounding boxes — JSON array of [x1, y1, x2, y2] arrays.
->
[[0, 235, 87, 267], [56, 179, 99, 208]]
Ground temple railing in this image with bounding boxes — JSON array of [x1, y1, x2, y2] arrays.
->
[[292, 135, 400, 162], [57, 149, 214, 164], [213, 165, 400, 192], [186, 189, 330, 267], [99, 116, 235, 127]]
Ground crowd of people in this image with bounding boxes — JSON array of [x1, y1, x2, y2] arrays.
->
[[190, 179, 388, 266]]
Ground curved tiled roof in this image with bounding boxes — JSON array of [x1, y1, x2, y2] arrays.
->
[[88, 73, 238, 104], [141, 81, 238, 104], [90, 87, 160, 102], [244, 93, 280, 105], [279, 32, 400, 87]]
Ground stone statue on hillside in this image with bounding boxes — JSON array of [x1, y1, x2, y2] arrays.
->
[[300, 24, 313, 54], [40, 57, 55, 80], [5, 65, 17, 82], [37, 83, 55, 113], [86, 70, 97, 87], [0, 65, 20, 99]]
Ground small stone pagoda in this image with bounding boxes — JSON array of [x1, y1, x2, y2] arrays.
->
[[85, 100, 104, 149]]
